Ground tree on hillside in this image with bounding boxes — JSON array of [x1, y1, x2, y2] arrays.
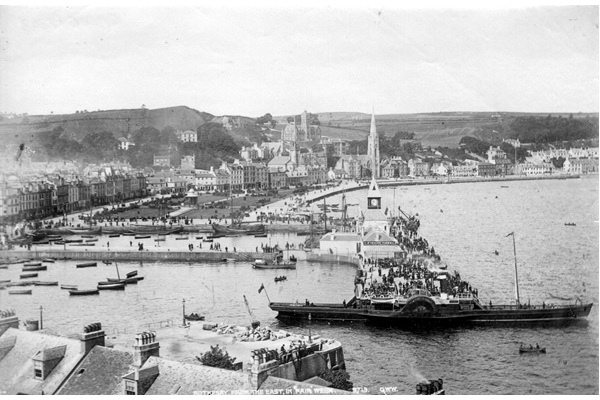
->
[[255, 113, 273, 125], [82, 131, 120, 161]]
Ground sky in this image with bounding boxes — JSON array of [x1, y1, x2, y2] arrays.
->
[[0, 3, 598, 117]]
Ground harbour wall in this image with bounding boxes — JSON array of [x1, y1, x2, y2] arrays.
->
[[0, 250, 263, 263], [306, 253, 360, 267], [306, 174, 581, 204]]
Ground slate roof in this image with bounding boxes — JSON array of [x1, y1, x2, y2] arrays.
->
[[56, 345, 135, 395], [268, 156, 291, 166], [0, 328, 85, 395], [260, 376, 350, 395], [142, 356, 253, 395]]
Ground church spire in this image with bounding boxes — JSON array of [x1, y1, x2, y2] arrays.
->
[[367, 108, 380, 178], [370, 108, 377, 136]]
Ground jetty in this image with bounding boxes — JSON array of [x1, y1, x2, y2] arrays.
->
[[2, 250, 268, 263]]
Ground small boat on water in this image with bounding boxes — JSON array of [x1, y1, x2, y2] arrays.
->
[[108, 234, 121, 238], [6, 281, 37, 287], [105, 277, 140, 284], [102, 260, 112, 265], [564, 223, 576, 226], [175, 236, 189, 240], [154, 238, 166, 242], [206, 235, 223, 239], [69, 289, 99, 296], [70, 227, 102, 235], [203, 239, 214, 243], [519, 346, 546, 354], [85, 238, 99, 242], [23, 262, 42, 267], [42, 258, 56, 263], [76, 262, 97, 268], [122, 233, 137, 236], [34, 281, 59, 286], [23, 266, 47, 272], [0, 265, 7, 269], [252, 259, 297, 270], [126, 270, 138, 278], [20, 273, 38, 279], [9, 289, 32, 295], [135, 235, 151, 239], [254, 234, 268, 238], [195, 236, 203, 240], [274, 276, 287, 282], [184, 313, 205, 321], [81, 235, 94, 238], [65, 239, 83, 243], [97, 283, 126, 290], [70, 243, 96, 247], [61, 284, 78, 290]]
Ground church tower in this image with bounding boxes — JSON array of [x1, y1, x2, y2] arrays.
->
[[367, 109, 380, 178]]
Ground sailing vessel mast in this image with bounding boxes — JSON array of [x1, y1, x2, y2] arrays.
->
[[508, 232, 520, 306], [323, 197, 327, 232]]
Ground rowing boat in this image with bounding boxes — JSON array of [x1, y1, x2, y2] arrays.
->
[[97, 283, 126, 290], [22, 266, 47, 272], [69, 289, 99, 296], [9, 289, 32, 295], [34, 281, 59, 286], [60, 284, 78, 290], [76, 262, 97, 268]]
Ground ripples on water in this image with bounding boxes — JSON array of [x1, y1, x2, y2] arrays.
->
[[0, 177, 597, 394]]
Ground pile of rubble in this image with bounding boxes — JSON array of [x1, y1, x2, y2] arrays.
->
[[203, 323, 293, 342]]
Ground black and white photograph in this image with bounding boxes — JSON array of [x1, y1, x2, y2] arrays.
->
[[0, 3, 598, 396]]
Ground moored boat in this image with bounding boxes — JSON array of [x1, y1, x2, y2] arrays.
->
[[34, 281, 59, 286], [184, 313, 205, 321], [97, 282, 126, 290], [61, 284, 78, 290], [252, 259, 297, 270], [212, 223, 265, 235], [20, 273, 38, 279], [109, 234, 121, 238], [69, 289, 100, 295], [70, 227, 102, 235], [519, 345, 546, 353], [23, 262, 42, 267], [105, 277, 140, 284], [42, 258, 56, 263], [126, 270, 138, 278], [134, 235, 151, 239], [22, 265, 47, 272], [9, 289, 32, 295], [76, 262, 97, 268], [102, 260, 112, 265]]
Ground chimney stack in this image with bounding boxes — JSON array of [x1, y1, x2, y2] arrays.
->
[[0, 310, 19, 337], [133, 331, 160, 368], [79, 323, 105, 355]]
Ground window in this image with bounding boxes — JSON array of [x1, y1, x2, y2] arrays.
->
[[34, 368, 42, 378], [125, 380, 136, 395]]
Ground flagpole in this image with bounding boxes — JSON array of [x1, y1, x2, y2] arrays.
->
[[263, 287, 271, 304], [510, 232, 520, 306]]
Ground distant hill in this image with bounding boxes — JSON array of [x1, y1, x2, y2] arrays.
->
[[0, 106, 214, 146], [302, 111, 598, 148]]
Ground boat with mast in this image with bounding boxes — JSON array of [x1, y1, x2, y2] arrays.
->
[[270, 231, 593, 325]]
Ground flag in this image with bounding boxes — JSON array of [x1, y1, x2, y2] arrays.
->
[[506, 232, 514, 237], [258, 283, 265, 294]]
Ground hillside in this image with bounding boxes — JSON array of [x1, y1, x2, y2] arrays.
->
[[0, 106, 213, 146]]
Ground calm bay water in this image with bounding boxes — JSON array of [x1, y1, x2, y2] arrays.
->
[[1, 177, 598, 395]]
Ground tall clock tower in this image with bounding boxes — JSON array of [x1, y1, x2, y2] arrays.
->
[[367, 176, 382, 209]]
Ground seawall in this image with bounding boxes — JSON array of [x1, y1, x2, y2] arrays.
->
[[306, 174, 581, 204], [0, 250, 264, 263]]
